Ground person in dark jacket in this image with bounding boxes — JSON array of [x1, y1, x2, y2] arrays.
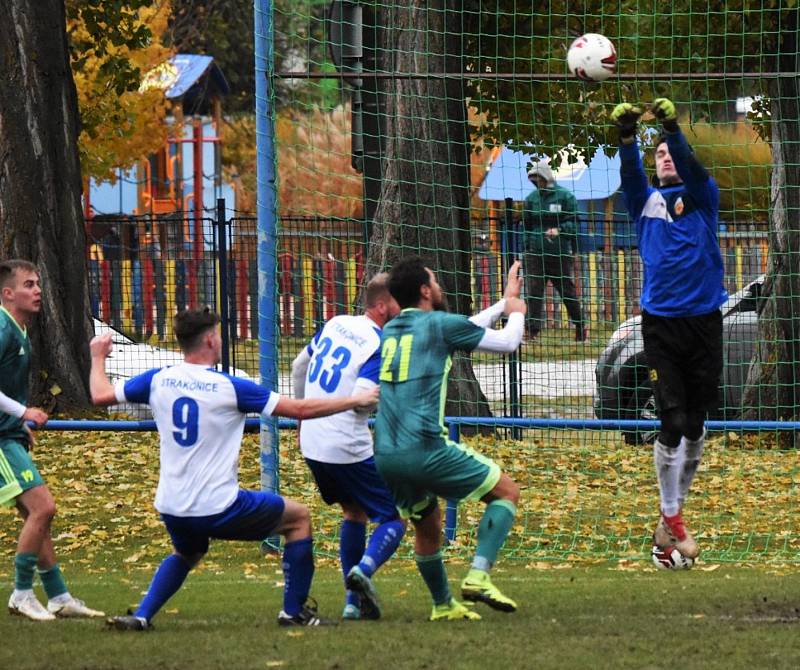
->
[[522, 162, 586, 341], [611, 98, 728, 562]]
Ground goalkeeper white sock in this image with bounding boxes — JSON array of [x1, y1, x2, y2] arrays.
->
[[654, 439, 685, 517], [678, 430, 706, 507]]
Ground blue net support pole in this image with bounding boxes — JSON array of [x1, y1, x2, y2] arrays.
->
[[38, 417, 800, 432], [255, 0, 280, 552]]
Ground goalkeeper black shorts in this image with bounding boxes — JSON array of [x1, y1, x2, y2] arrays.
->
[[641, 308, 723, 414]]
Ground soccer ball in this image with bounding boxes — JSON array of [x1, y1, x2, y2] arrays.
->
[[567, 33, 617, 82], [651, 544, 695, 570]]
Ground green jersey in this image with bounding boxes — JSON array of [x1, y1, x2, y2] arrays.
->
[[0, 307, 31, 440], [374, 309, 484, 454]]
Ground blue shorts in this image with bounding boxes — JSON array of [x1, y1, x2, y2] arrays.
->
[[305, 456, 399, 524], [161, 489, 285, 556]]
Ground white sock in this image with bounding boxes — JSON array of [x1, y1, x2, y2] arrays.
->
[[678, 431, 706, 507], [654, 439, 685, 516]]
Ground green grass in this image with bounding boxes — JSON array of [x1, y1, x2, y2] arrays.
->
[[2, 563, 800, 669]]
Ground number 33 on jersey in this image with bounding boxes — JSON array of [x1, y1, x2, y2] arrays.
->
[[301, 314, 382, 463]]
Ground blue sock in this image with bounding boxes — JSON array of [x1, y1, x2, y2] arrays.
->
[[340, 520, 366, 607], [359, 519, 405, 578], [135, 554, 192, 622], [282, 538, 314, 617]]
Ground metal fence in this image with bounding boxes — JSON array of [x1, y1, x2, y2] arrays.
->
[[88, 212, 768, 342]]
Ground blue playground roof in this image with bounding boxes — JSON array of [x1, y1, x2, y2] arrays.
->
[[478, 146, 621, 202], [139, 54, 230, 99]]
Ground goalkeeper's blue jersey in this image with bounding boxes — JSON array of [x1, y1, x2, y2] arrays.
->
[[619, 131, 728, 317]]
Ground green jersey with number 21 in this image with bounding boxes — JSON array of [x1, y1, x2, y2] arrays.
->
[[374, 308, 485, 454]]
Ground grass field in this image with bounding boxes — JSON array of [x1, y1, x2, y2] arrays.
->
[[2, 430, 800, 668], [2, 564, 800, 669]]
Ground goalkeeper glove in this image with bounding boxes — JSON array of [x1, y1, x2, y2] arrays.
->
[[651, 98, 678, 132], [610, 103, 643, 143]]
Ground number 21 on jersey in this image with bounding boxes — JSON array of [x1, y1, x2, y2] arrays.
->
[[380, 334, 413, 382]]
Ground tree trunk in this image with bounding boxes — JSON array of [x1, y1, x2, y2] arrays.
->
[[740, 8, 800, 447], [365, 1, 493, 429], [0, 0, 93, 410]]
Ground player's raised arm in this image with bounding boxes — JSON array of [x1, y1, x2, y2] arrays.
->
[[272, 386, 379, 421], [651, 98, 718, 209], [473, 297, 526, 353], [612, 102, 650, 220], [469, 260, 522, 328], [89, 332, 117, 406], [291, 346, 312, 400]]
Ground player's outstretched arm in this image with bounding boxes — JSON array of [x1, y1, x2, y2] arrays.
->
[[89, 333, 118, 406], [0, 389, 47, 427], [469, 260, 522, 328], [272, 386, 379, 421]]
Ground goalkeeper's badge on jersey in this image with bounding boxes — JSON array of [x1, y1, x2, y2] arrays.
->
[[651, 544, 694, 570]]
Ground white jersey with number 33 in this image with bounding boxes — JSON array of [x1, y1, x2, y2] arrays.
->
[[300, 314, 381, 464]]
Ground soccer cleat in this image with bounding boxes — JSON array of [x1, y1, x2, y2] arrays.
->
[[8, 591, 56, 621], [342, 603, 361, 620], [345, 566, 381, 620], [657, 511, 700, 559], [106, 613, 151, 631], [277, 598, 338, 627], [430, 598, 481, 622], [47, 595, 105, 618], [461, 570, 517, 613]]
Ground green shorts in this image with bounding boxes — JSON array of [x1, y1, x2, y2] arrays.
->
[[0, 438, 44, 507], [375, 439, 501, 520]]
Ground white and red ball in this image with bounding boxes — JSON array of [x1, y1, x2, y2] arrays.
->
[[567, 33, 617, 82], [651, 544, 695, 570]]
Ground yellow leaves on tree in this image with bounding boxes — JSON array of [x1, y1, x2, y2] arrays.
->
[[222, 105, 364, 218], [67, 1, 173, 182]]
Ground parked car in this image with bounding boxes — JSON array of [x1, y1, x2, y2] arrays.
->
[[593, 276, 764, 444], [94, 318, 251, 417]]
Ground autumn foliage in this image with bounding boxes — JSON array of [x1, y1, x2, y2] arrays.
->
[[67, 0, 173, 182]]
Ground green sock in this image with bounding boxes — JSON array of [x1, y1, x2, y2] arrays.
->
[[38, 564, 68, 599], [415, 551, 451, 606], [14, 552, 38, 591], [473, 500, 517, 571]]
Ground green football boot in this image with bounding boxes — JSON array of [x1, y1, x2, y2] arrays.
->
[[429, 598, 481, 622], [461, 569, 517, 613]]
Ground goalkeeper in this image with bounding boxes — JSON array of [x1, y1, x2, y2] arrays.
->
[[610, 98, 727, 560]]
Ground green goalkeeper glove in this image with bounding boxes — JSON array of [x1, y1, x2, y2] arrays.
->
[[651, 98, 678, 132], [610, 103, 643, 143]]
